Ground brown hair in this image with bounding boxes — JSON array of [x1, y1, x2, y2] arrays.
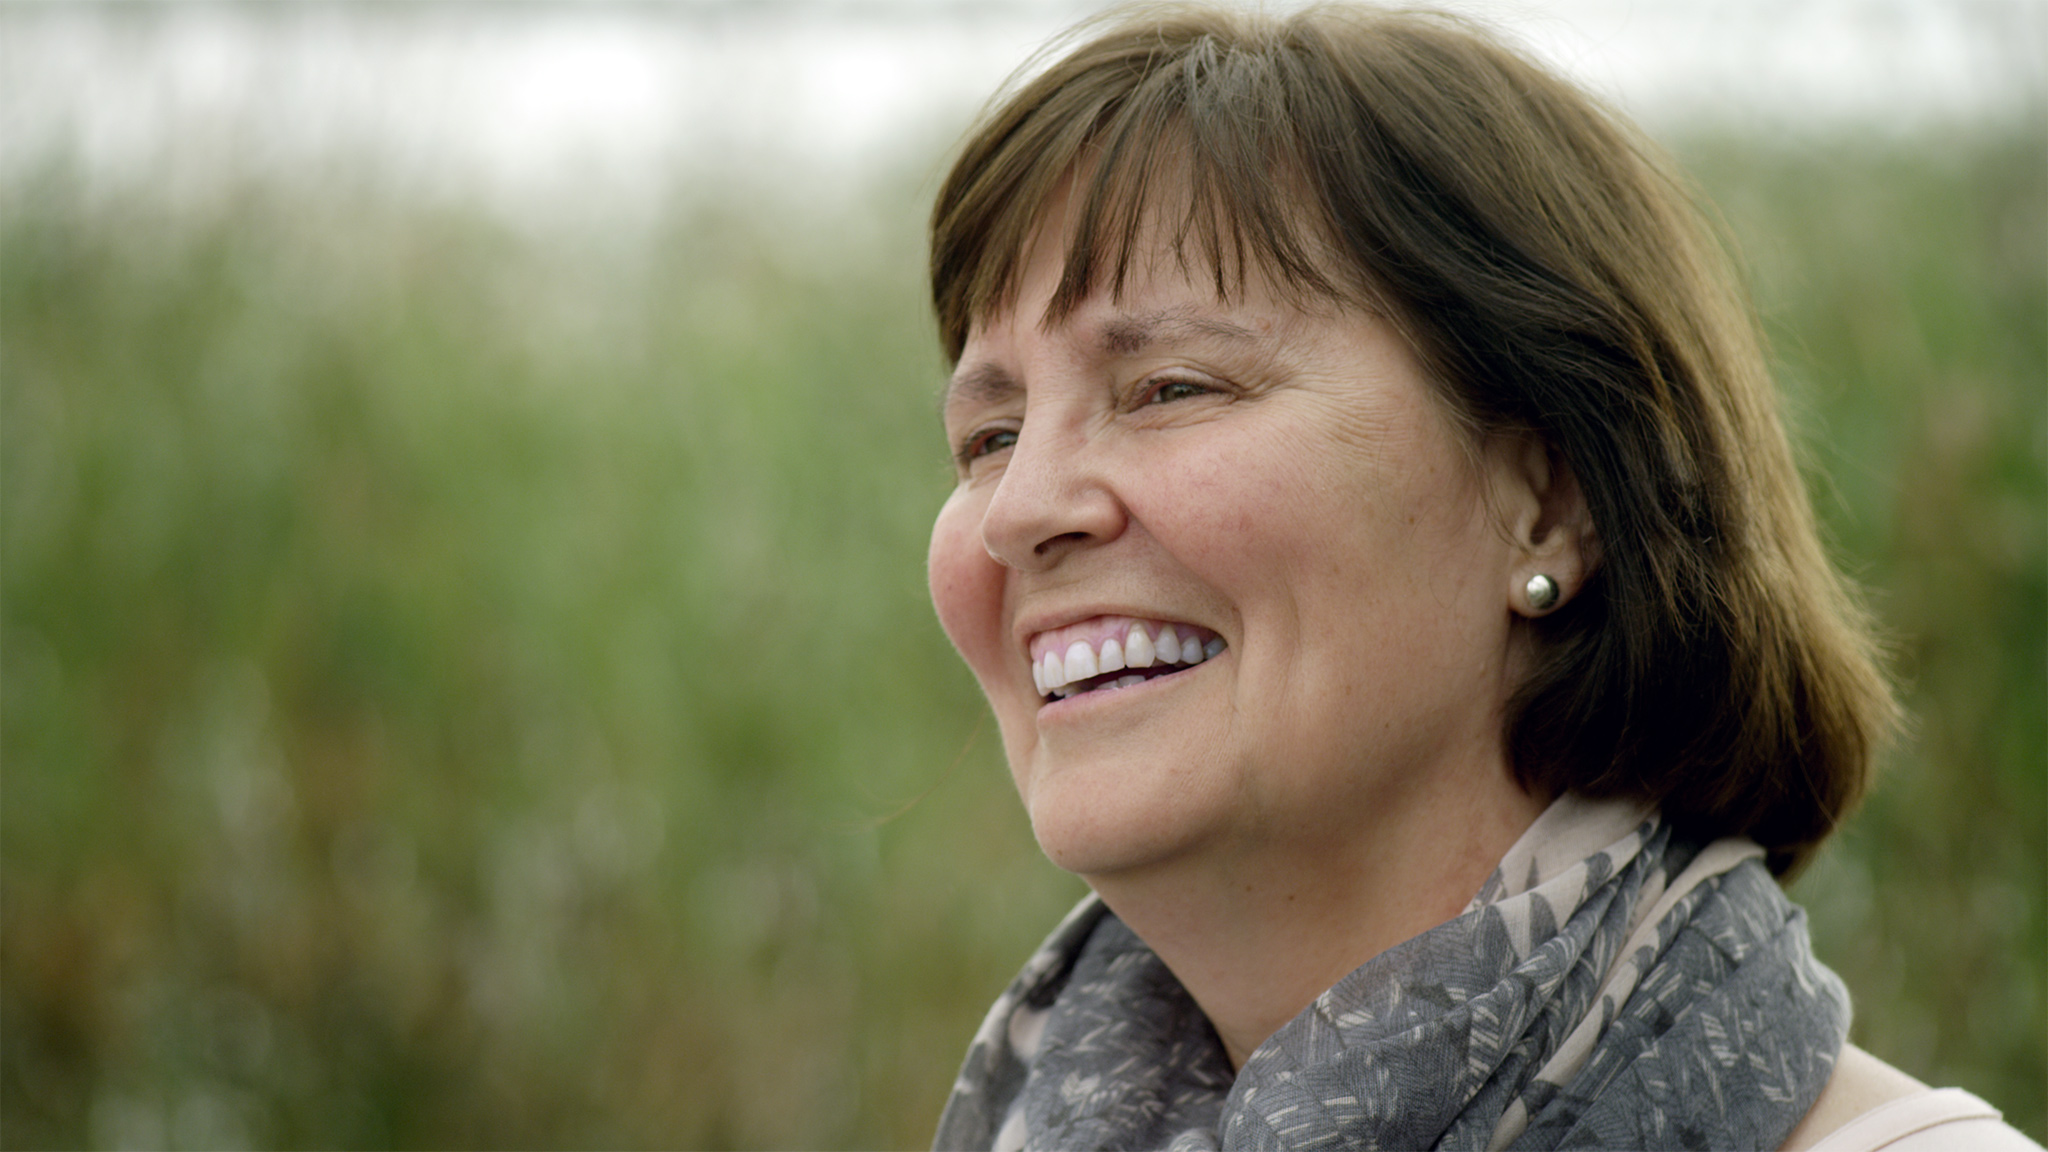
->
[[929, 2, 1896, 875]]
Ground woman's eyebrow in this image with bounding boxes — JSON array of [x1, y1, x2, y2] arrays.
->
[[942, 309, 1259, 415], [943, 361, 1019, 414], [1098, 309, 1261, 356]]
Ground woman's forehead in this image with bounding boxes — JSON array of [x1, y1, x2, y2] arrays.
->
[[957, 153, 1369, 356], [959, 262, 1304, 363], [969, 203, 1363, 350]]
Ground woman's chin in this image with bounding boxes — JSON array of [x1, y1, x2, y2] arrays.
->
[[1022, 773, 1221, 880], [1029, 819, 1163, 879]]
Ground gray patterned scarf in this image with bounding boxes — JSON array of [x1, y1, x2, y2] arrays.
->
[[933, 795, 1849, 1151]]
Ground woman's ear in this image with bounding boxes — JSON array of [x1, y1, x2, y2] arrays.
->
[[1491, 434, 1598, 617]]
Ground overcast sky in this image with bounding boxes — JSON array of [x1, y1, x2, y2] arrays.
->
[[3, 0, 2041, 212]]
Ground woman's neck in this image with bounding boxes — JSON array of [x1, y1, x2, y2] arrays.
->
[[1088, 767, 1549, 1070]]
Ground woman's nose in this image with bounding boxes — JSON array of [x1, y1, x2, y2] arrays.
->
[[979, 424, 1127, 572]]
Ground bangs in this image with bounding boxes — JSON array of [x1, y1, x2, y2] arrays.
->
[[930, 11, 1360, 361]]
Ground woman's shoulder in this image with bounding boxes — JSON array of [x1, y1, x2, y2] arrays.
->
[[1782, 1044, 2043, 1152]]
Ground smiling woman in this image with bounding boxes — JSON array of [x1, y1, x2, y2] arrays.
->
[[921, 6, 2039, 1152], [934, 247, 1550, 901]]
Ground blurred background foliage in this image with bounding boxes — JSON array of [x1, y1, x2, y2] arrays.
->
[[2, 23, 2042, 1151]]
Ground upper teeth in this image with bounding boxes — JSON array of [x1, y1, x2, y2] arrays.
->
[[1032, 622, 1227, 695]]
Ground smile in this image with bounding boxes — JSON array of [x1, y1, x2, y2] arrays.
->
[[1028, 617, 1227, 701]]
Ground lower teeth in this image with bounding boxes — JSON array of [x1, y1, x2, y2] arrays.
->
[[1048, 671, 1165, 700]]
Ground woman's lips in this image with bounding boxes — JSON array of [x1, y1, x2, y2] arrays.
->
[[1027, 616, 1227, 699]]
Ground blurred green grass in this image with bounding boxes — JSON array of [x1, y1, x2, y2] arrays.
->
[[2, 121, 2041, 1149]]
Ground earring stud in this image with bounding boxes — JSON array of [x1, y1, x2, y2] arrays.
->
[[1525, 573, 1560, 612]]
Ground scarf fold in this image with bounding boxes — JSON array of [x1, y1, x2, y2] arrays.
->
[[933, 795, 1849, 1152]]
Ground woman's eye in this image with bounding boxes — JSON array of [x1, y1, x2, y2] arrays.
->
[[1145, 378, 1211, 404], [962, 428, 1018, 462]]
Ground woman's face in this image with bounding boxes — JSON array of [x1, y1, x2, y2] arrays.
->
[[929, 223, 1534, 880]]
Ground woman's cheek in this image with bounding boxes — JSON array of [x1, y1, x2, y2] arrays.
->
[[928, 488, 1009, 687]]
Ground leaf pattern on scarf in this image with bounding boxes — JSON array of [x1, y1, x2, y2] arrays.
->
[[932, 796, 1849, 1152]]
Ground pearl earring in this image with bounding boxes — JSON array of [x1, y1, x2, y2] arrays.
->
[[1525, 573, 1560, 612]]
